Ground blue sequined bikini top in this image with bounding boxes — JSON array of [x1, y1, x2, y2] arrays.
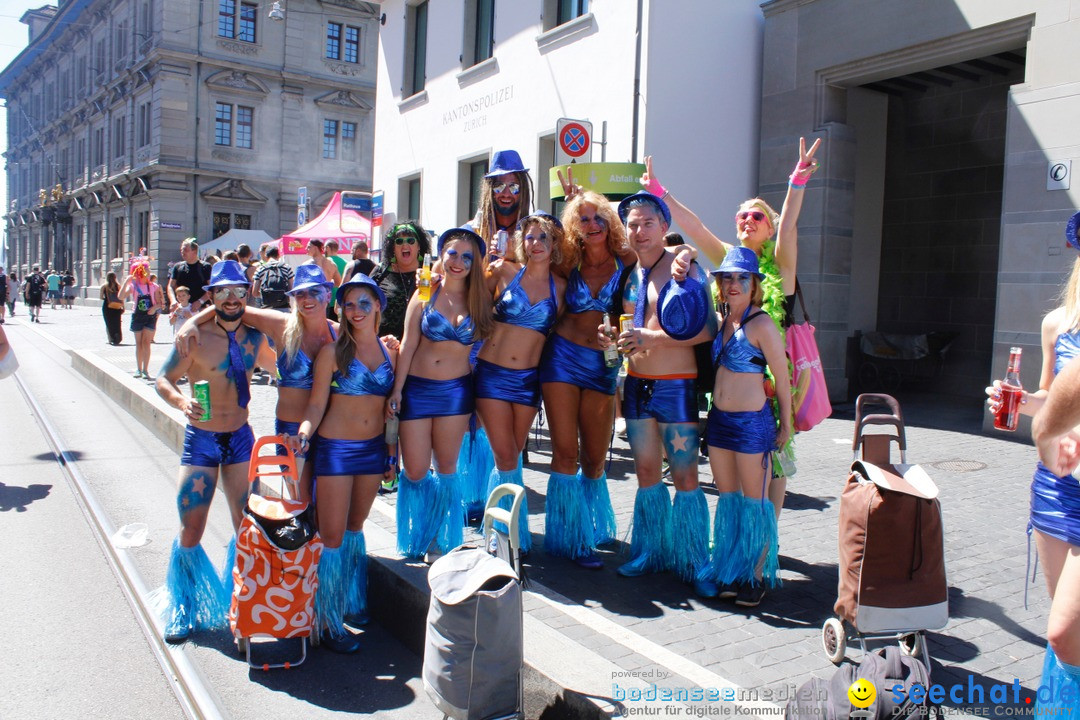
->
[[493, 267, 558, 334], [1054, 329, 1080, 376], [276, 321, 337, 390], [714, 307, 768, 374], [331, 341, 394, 397], [421, 286, 475, 345], [565, 257, 624, 314]]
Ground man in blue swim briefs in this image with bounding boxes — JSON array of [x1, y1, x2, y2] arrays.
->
[[602, 191, 716, 582], [155, 260, 274, 643]]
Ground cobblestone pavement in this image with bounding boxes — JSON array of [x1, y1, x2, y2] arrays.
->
[[13, 303, 1051, 712]]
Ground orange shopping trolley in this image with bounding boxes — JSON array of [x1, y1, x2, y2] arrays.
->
[[229, 435, 322, 670]]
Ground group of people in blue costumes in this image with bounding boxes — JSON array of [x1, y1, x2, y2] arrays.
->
[[154, 138, 823, 650], [987, 210, 1080, 713]]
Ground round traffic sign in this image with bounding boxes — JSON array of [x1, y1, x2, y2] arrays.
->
[[559, 122, 590, 158]]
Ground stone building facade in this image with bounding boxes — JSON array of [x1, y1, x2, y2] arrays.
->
[[1, 0, 378, 291]]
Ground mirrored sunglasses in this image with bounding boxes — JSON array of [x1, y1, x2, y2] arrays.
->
[[492, 182, 521, 195], [212, 286, 248, 300]]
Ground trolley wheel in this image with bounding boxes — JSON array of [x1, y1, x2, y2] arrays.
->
[[235, 637, 249, 656], [898, 632, 922, 658], [822, 618, 847, 664]]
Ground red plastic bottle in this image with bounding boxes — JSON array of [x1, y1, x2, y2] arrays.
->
[[994, 347, 1023, 432]]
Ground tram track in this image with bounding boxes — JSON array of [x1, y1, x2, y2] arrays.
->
[[12, 369, 229, 720]]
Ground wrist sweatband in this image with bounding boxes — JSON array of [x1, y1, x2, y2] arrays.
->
[[643, 177, 668, 198], [789, 160, 817, 188]]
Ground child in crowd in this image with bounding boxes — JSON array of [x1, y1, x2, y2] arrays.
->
[[170, 286, 194, 337]]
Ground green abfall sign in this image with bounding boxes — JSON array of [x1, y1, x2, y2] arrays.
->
[[549, 162, 647, 200]]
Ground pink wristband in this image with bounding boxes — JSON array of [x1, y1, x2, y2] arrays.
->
[[643, 177, 668, 198], [789, 171, 810, 188]]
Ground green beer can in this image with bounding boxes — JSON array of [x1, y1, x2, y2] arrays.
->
[[192, 380, 212, 422]]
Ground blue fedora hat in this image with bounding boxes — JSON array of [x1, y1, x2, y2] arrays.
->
[[1066, 210, 1080, 251], [618, 190, 672, 226], [485, 149, 529, 178], [711, 246, 764, 279], [336, 272, 387, 310], [437, 226, 487, 258], [287, 264, 334, 296], [657, 274, 711, 342], [203, 259, 248, 290]]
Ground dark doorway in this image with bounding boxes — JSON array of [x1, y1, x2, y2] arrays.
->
[[860, 51, 1026, 399]]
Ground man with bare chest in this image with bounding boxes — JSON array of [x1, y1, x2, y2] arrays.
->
[[155, 260, 272, 642]]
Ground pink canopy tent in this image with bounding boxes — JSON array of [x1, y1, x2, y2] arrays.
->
[[279, 191, 372, 257]]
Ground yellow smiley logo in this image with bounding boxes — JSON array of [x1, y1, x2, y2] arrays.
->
[[848, 678, 876, 709]]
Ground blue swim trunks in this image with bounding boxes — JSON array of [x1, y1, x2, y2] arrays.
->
[[622, 375, 697, 424], [181, 423, 255, 467]]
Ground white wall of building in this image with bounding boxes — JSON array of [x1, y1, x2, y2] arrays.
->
[[372, 0, 762, 240]]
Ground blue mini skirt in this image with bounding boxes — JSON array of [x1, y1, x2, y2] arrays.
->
[[314, 434, 387, 477], [400, 374, 474, 420], [474, 358, 540, 407], [539, 333, 619, 396], [1031, 462, 1080, 547], [706, 404, 776, 455]]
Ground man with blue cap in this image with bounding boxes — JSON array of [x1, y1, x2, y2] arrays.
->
[[467, 149, 533, 259], [599, 191, 716, 583], [154, 259, 274, 643]]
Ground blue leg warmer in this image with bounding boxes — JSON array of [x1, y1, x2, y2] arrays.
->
[[487, 465, 531, 553], [458, 426, 495, 512], [314, 545, 347, 640], [435, 472, 465, 553], [219, 535, 237, 610], [727, 496, 780, 586], [165, 538, 228, 631], [696, 492, 742, 584], [544, 471, 595, 560], [582, 470, 617, 547], [671, 488, 710, 583], [343, 530, 368, 618], [1037, 643, 1080, 712], [396, 470, 439, 558], [624, 483, 672, 574]]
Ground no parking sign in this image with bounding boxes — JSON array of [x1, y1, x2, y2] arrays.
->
[[556, 118, 593, 166]]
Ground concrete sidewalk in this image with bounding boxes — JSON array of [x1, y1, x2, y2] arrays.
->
[[9, 305, 1052, 717]]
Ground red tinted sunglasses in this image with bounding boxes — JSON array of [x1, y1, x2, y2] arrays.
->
[[736, 210, 768, 223]]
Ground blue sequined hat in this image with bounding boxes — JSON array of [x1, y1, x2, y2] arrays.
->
[[657, 274, 711, 342], [437, 227, 487, 258], [485, 150, 529, 178], [203, 259, 248, 290], [617, 191, 672, 226], [1066, 210, 1080, 251], [711, 246, 765, 280], [287, 264, 334, 295], [336, 273, 387, 310]]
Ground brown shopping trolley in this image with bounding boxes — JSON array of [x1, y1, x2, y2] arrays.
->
[[821, 394, 948, 665], [229, 435, 322, 670]]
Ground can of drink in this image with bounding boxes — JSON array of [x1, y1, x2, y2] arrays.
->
[[495, 229, 508, 256], [192, 380, 212, 422], [619, 314, 634, 335]]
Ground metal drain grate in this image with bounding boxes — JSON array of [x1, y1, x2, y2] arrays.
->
[[930, 459, 987, 473]]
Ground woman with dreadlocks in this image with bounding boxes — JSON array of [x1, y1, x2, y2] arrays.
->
[[639, 137, 821, 525]]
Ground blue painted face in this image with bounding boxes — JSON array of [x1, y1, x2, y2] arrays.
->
[[720, 272, 752, 294], [444, 248, 474, 271], [293, 287, 329, 302], [342, 296, 376, 314]]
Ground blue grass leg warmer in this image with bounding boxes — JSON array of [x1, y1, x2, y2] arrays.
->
[[458, 426, 495, 512], [671, 488, 710, 583], [728, 496, 780, 587], [1036, 643, 1080, 713], [343, 530, 368, 619], [624, 483, 672, 574], [396, 470, 439, 558], [696, 492, 742, 585], [314, 545, 347, 640], [544, 471, 594, 560], [165, 538, 228, 631], [582, 470, 617, 547], [487, 464, 531, 554], [220, 535, 237, 609], [435, 472, 465, 553]]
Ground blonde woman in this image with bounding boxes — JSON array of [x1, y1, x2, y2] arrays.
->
[[388, 227, 492, 558]]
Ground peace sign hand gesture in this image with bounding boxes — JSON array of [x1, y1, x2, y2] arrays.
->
[[557, 166, 582, 201], [640, 156, 667, 198], [790, 137, 823, 186]]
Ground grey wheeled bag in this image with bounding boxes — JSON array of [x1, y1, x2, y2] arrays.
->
[[423, 546, 523, 720]]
